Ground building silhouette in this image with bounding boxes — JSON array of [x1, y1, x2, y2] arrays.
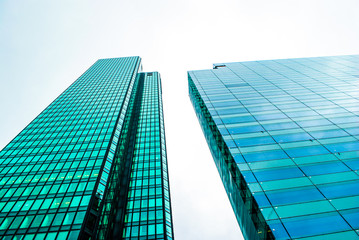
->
[[0, 57, 173, 240], [189, 55, 359, 239]]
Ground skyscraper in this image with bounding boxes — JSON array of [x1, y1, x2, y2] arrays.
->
[[0, 57, 173, 240], [189, 55, 359, 240]]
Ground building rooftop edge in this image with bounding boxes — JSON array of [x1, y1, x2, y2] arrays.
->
[[187, 54, 359, 72]]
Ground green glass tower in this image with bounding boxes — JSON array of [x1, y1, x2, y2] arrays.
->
[[189, 55, 359, 240], [0, 57, 173, 240]]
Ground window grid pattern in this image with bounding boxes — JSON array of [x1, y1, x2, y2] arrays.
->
[[189, 55, 359, 239], [0, 57, 141, 239], [122, 73, 173, 240], [96, 69, 143, 240]]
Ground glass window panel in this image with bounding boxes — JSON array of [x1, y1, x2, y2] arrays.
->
[[266, 186, 324, 205], [275, 200, 334, 218], [318, 180, 359, 199], [300, 162, 349, 176], [283, 212, 351, 239]]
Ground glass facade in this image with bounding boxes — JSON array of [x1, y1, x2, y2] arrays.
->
[[188, 55, 359, 240], [0, 57, 173, 240]]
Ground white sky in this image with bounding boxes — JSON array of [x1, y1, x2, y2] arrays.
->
[[0, 1, 359, 239]]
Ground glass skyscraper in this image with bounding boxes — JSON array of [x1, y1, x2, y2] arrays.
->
[[189, 55, 359, 240], [0, 57, 173, 240]]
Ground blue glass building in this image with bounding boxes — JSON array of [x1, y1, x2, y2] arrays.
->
[[189, 55, 359, 239], [0, 57, 173, 240]]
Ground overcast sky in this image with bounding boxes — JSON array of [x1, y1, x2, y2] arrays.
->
[[1, 1, 359, 239]]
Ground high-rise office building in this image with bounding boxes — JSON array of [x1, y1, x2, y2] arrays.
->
[[0, 57, 173, 240], [189, 55, 359, 240]]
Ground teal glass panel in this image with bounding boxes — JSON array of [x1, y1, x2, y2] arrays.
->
[[121, 73, 173, 240], [0, 58, 173, 239], [189, 55, 359, 239]]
